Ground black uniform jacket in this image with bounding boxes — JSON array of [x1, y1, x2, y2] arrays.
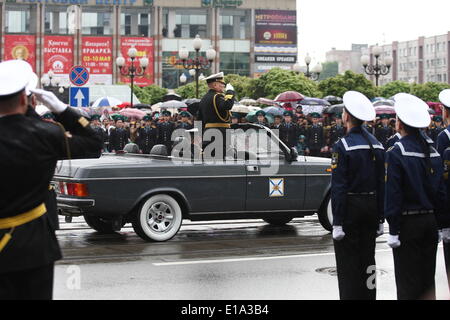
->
[[197, 89, 235, 126], [0, 108, 102, 273]]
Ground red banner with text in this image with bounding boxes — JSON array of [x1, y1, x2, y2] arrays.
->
[[120, 37, 154, 87], [81, 36, 113, 85], [44, 35, 74, 85], [4, 35, 36, 71]]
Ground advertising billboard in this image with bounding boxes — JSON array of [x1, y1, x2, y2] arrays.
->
[[44, 36, 74, 86], [81, 36, 113, 85], [4, 35, 36, 71], [120, 37, 154, 87]]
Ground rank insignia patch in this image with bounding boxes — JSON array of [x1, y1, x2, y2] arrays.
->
[[269, 178, 284, 197]]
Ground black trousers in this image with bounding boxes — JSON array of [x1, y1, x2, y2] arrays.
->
[[333, 195, 378, 300], [0, 263, 54, 300], [393, 214, 438, 300]]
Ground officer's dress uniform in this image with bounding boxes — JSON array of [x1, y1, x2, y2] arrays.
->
[[332, 127, 385, 300], [279, 122, 299, 149], [305, 124, 325, 156], [137, 125, 158, 154], [91, 125, 106, 150], [109, 127, 130, 151], [375, 124, 394, 149], [0, 101, 102, 299], [157, 120, 175, 154], [385, 93, 448, 300], [198, 74, 235, 158]]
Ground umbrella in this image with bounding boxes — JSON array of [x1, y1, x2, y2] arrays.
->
[[91, 96, 122, 108], [163, 93, 182, 102], [300, 97, 331, 106], [231, 104, 252, 114], [263, 106, 285, 117], [428, 108, 436, 115], [119, 108, 147, 120], [274, 91, 304, 103], [323, 95, 343, 105], [256, 97, 276, 106], [373, 99, 394, 107], [183, 98, 201, 106], [239, 98, 258, 106], [374, 106, 396, 115], [133, 103, 151, 109], [323, 103, 344, 115], [117, 102, 132, 109], [161, 100, 187, 109]]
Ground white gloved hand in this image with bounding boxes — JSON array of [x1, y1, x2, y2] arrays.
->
[[225, 83, 234, 92], [387, 234, 401, 248], [376, 223, 384, 237], [442, 228, 450, 243], [30, 88, 67, 114], [332, 226, 345, 241]]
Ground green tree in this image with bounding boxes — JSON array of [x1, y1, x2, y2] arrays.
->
[[318, 61, 339, 80], [175, 81, 209, 99], [410, 82, 450, 102], [224, 74, 254, 101], [133, 84, 168, 105], [378, 81, 412, 98], [318, 71, 378, 99], [248, 68, 321, 99]]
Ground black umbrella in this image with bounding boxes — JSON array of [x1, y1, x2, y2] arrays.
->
[[323, 103, 344, 114], [323, 95, 343, 105], [183, 98, 201, 106], [163, 93, 182, 102], [133, 103, 151, 109]]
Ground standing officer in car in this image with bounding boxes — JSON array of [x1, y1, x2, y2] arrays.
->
[[197, 72, 235, 159], [437, 89, 450, 289], [331, 91, 385, 300], [385, 93, 449, 300], [0, 59, 103, 300]]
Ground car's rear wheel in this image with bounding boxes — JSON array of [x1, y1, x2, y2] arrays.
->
[[263, 216, 292, 226], [84, 215, 123, 234], [132, 194, 183, 242], [318, 194, 333, 231]]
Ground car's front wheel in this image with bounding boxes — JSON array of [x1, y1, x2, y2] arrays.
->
[[263, 216, 292, 226], [132, 194, 183, 242], [318, 194, 333, 231]]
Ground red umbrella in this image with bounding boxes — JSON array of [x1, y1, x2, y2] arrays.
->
[[117, 102, 131, 109], [119, 108, 146, 119], [274, 91, 304, 103], [374, 106, 396, 115]]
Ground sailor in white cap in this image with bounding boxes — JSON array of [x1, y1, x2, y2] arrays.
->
[[331, 91, 385, 300], [385, 93, 449, 300], [436, 89, 450, 289], [197, 71, 236, 159], [0, 59, 103, 300]]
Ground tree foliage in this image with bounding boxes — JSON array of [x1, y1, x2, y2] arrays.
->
[[318, 61, 339, 80], [410, 82, 450, 102], [318, 70, 377, 99], [378, 81, 412, 98], [133, 85, 168, 105], [175, 81, 209, 99], [224, 74, 254, 101]]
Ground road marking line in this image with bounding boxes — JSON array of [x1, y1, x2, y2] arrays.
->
[[153, 248, 393, 266]]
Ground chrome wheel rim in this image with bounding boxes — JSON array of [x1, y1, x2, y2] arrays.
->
[[146, 201, 175, 234]]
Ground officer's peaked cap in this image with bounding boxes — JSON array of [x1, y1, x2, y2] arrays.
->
[[205, 72, 225, 84], [0, 59, 32, 97], [439, 89, 450, 109], [343, 91, 376, 121], [394, 93, 430, 128]]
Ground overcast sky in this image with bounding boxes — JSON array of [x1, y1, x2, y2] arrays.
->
[[297, 0, 450, 64]]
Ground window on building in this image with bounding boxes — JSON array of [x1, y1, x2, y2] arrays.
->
[[219, 10, 250, 39], [44, 5, 69, 34], [163, 9, 209, 39], [120, 7, 151, 37], [82, 8, 113, 35], [5, 4, 37, 33], [220, 52, 250, 76]]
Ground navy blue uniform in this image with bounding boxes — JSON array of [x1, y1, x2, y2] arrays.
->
[[109, 127, 130, 152], [157, 121, 175, 154], [385, 135, 448, 299], [375, 124, 395, 149], [386, 133, 401, 149], [331, 126, 385, 300], [136, 125, 158, 154], [436, 126, 450, 156], [305, 124, 325, 156]]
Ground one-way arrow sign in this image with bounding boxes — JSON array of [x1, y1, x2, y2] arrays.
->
[[70, 87, 89, 107]]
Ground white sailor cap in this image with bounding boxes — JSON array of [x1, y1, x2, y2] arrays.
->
[[0, 59, 32, 97], [204, 72, 225, 84], [394, 93, 430, 128], [342, 91, 376, 121], [26, 72, 39, 96], [438, 89, 450, 109]]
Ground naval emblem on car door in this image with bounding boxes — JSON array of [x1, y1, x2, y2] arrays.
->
[[269, 178, 284, 197]]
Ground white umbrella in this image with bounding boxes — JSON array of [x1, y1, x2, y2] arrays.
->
[[91, 96, 122, 108], [239, 98, 258, 106], [161, 100, 188, 109], [231, 104, 261, 114]]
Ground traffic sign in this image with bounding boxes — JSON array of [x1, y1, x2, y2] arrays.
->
[[70, 87, 89, 107], [70, 65, 89, 86]]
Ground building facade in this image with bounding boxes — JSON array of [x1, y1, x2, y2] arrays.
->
[[325, 44, 368, 75], [0, 0, 297, 89]]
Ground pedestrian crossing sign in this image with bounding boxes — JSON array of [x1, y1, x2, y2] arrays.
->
[[269, 178, 284, 197]]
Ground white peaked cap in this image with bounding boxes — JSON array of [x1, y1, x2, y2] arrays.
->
[[343, 91, 376, 121], [204, 72, 224, 82], [0, 59, 32, 96], [394, 93, 430, 128], [438, 89, 450, 109]]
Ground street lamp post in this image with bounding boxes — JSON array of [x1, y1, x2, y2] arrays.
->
[[361, 46, 393, 86], [292, 54, 323, 81], [41, 70, 66, 99], [178, 35, 216, 98], [116, 46, 149, 107]]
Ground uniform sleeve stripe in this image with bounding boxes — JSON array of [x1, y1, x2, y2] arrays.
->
[[341, 138, 384, 151]]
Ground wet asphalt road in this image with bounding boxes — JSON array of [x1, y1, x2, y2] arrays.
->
[[53, 216, 450, 300]]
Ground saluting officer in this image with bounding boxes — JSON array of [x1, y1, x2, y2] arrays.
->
[[385, 93, 449, 300], [157, 110, 175, 154], [331, 91, 385, 300], [437, 89, 450, 289], [305, 112, 325, 157], [0, 60, 102, 300], [197, 72, 235, 159], [279, 110, 299, 149], [136, 115, 158, 154], [375, 114, 395, 149]]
